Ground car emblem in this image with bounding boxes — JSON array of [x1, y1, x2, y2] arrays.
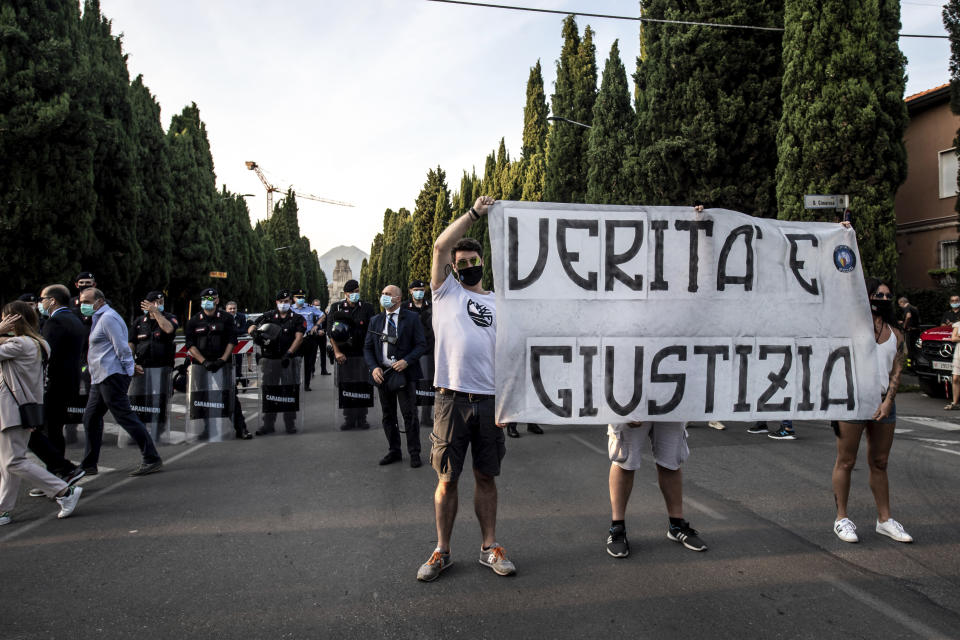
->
[[940, 344, 954, 358]]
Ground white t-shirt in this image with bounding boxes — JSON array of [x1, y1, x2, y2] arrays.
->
[[432, 273, 496, 394]]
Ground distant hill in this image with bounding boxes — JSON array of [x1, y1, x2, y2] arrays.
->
[[318, 245, 369, 280]]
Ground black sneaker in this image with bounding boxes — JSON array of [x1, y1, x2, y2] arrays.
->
[[667, 520, 707, 552], [60, 467, 86, 487], [607, 524, 630, 558], [129, 459, 163, 477], [746, 424, 768, 434]]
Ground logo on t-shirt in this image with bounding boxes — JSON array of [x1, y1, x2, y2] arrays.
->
[[466, 299, 493, 327]]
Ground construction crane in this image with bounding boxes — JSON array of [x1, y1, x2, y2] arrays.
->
[[245, 161, 353, 218]]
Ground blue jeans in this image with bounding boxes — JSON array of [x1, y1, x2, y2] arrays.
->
[[82, 373, 161, 467]]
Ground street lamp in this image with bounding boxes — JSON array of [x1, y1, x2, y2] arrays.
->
[[547, 115, 592, 129]]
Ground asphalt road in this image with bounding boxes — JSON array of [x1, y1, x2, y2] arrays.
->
[[3, 373, 960, 639]]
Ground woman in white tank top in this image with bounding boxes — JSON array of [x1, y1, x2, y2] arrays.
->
[[831, 278, 913, 545]]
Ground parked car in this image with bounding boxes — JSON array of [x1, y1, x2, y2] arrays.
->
[[914, 324, 955, 397]]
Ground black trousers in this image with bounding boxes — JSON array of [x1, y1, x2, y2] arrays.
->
[[82, 373, 161, 468], [317, 334, 329, 373], [43, 397, 70, 457], [28, 429, 76, 476], [300, 335, 318, 382], [377, 380, 420, 455]]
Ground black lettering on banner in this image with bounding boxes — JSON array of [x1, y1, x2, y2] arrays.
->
[[557, 220, 599, 290], [530, 346, 573, 417], [796, 345, 814, 411], [693, 345, 729, 412], [508, 216, 549, 290], [604, 220, 644, 291], [820, 346, 855, 410], [604, 345, 643, 416], [734, 344, 752, 412], [650, 220, 669, 291], [579, 345, 599, 417], [785, 233, 820, 296], [717, 225, 756, 291], [756, 345, 793, 412], [674, 219, 714, 293], [648, 345, 687, 415]]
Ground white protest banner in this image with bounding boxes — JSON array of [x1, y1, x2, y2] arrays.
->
[[488, 202, 882, 424]]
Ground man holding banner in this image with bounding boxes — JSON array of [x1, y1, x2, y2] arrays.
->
[[417, 196, 516, 582]]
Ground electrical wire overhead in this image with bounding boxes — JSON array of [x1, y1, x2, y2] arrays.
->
[[425, 0, 949, 39]]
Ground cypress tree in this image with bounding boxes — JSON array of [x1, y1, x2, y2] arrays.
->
[[267, 190, 307, 291], [587, 40, 634, 204], [0, 0, 95, 300], [78, 0, 142, 314], [315, 257, 330, 309], [635, 0, 783, 215], [521, 60, 549, 202], [544, 17, 596, 203], [167, 103, 223, 311], [776, 0, 906, 282], [129, 76, 174, 297], [944, 0, 960, 241], [365, 233, 384, 302], [431, 190, 453, 246]]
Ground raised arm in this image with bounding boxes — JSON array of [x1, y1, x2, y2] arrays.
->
[[431, 195, 494, 291]]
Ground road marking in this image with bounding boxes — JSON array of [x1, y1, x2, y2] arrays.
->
[[569, 434, 607, 455], [893, 428, 913, 434], [823, 575, 951, 640], [924, 446, 960, 458], [915, 437, 959, 446], [0, 443, 207, 544], [898, 416, 960, 431]]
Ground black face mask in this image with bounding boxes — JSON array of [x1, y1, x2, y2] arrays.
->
[[457, 265, 483, 287], [871, 299, 893, 317]]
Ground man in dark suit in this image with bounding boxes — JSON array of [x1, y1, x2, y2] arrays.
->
[[36, 284, 87, 480], [364, 284, 427, 467]]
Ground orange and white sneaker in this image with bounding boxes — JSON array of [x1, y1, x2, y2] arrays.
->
[[479, 544, 516, 576], [417, 549, 452, 582]]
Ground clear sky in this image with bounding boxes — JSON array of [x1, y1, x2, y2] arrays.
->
[[97, 0, 952, 259]]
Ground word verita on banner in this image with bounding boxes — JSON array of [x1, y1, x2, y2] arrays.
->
[[505, 210, 829, 300]]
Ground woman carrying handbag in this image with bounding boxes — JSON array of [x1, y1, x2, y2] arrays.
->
[[0, 301, 81, 526]]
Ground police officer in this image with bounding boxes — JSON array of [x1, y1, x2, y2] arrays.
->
[[290, 289, 321, 391], [248, 289, 306, 435], [184, 287, 251, 440], [311, 298, 330, 375], [129, 291, 178, 370], [127, 291, 178, 439], [404, 280, 435, 429], [224, 300, 249, 388], [327, 279, 376, 430], [70, 272, 97, 322]]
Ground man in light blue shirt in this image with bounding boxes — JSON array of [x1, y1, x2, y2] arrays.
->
[[291, 288, 322, 390], [79, 288, 162, 476]]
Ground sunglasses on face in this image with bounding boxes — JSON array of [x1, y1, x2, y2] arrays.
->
[[201, 296, 216, 302], [872, 293, 892, 300], [455, 257, 482, 270]]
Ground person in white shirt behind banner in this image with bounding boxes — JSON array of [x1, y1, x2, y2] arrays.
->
[[416, 195, 515, 582]]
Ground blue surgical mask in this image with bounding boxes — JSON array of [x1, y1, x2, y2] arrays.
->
[[80, 303, 95, 317], [158, 304, 164, 313], [277, 302, 291, 313], [952, 303, 960, 310], [348, 293, 360, 303], [201, 300, 215, 311], [295, 298, 305, 307], [37, 302, 49, 317], [380, 294, 394, 308], [412, 290, 425, 301]]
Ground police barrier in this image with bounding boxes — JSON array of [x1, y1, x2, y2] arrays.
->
[[416, 354, 435, 408], [64, 372, 90, 426], [257, 356, 303, 433], [185, 363, 235, 442], [120, 366, 172, 446]]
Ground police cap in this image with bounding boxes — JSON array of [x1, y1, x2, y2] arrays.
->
[[409, 279, 426, 289], [200, 287, 218, 298], [75, 271, 95, 283], [18, 293, 38, 302], [276, 288, 291, 300], [145, 291, 164, 302], [343, 279, 359, 293], [292, 288, 307, 298]]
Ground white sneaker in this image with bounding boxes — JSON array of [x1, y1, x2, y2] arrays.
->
[[834, 517, 858, 542], [707, 421, 726, 430], [876, 518, 913, 543], [0, 511, 10, 526], [56, 486, 82, 519], [28, 488, 45, 497]]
